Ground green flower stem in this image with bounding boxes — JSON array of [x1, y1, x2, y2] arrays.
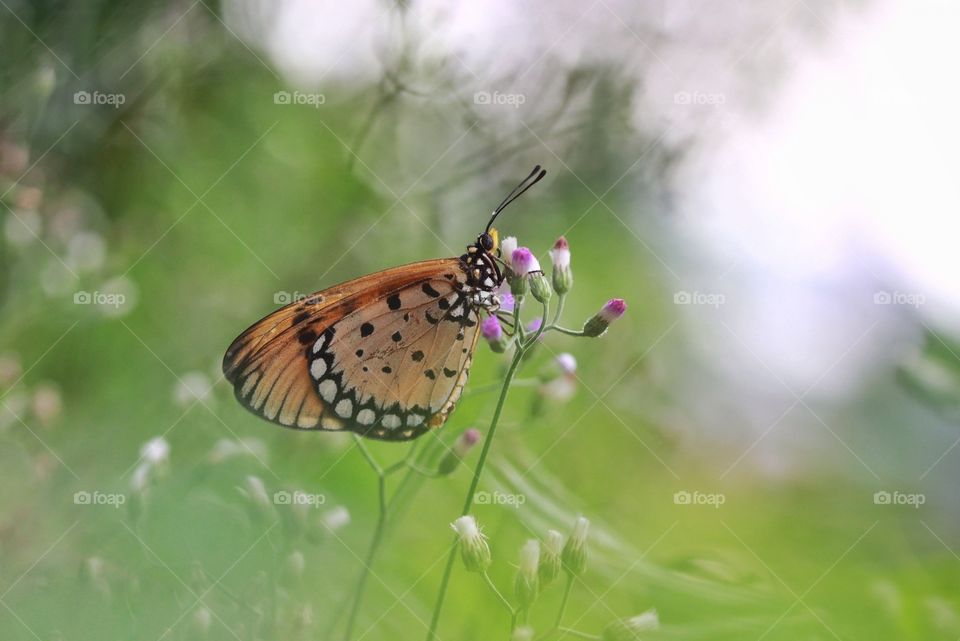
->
[[336, 440, 427, 640], [555, 574, 574, 628], [552, 294, 566, 326], [426, 343, 527, 640], [426, 299, 551, 641], [482, 571, 516, 617], [343, 436, 388, 641], [544, 325, 587, 337]]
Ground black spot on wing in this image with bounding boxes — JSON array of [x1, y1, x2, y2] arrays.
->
[[387, 293, 402, 310], [360, 322, 374, 337], [411, 350, 424, 362], [422, 282, 441, 297]]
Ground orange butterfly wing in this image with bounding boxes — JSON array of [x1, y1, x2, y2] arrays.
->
[[222, 258, 483, 440]]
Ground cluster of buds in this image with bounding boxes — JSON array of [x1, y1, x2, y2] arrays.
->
[[482, 236, 626, 351]]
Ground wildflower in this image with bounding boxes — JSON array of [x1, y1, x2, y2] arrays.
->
[[174, 371, 213, 408], [481, 316, 508, 353], [509, 247, 541, 296], [320, 505, 350, 532], [193, 607, 213, 634], [550, 236, 573, 294], [437, 428, 482, 475], [451, 515, 491, 573], [31, 382, 62, 426], [515, 539, 540, 609], [140, 436, 170, 466], [539, 529, 563, 586], [512, 626, 534, 641], [601, 610, 660, 641], [287, 549, 306, 578], [562, 516, 589, 576], [500, 236, 518, 269], [582, 299, 627, 337]]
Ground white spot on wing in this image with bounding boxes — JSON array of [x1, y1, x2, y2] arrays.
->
[[310, 358, 327, 378], [335, 398, 353, 418], [382, 414, 401, 429], [318, 379, 337, 402], [312, 335, 326, 354], [406, 413, 424, 426], [356, 408, 375, 425]]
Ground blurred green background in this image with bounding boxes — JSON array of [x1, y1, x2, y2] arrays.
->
[[2, 1, 959, 640]]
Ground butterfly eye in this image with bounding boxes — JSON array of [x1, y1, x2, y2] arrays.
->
[[478, 232, 495, 251]]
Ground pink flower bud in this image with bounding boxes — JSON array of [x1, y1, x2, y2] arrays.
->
[[599, 298, 626, 322], [511, 247, 541, 276], [549, 236, 570, 269]]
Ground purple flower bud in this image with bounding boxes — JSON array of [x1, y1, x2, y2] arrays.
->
[[481, 316, 503, 341], [438, 428, 482, 475], [511, 247, 541, 276], [599, 298, 627, 322], [527, 318, 543, 334], [481, 316, 508, 353]]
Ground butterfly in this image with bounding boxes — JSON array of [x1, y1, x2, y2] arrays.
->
[[223, 166, 547, 441]]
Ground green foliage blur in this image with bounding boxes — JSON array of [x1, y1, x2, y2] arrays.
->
[[1, 2, 958, 641]]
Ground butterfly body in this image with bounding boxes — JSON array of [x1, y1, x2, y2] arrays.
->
[[223, 165, 546, 441]]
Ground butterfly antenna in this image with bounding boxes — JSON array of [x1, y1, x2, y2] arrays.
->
[[486, 165, 547, 232]]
